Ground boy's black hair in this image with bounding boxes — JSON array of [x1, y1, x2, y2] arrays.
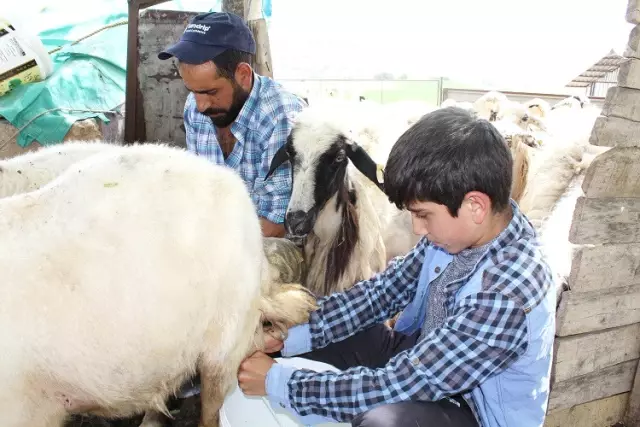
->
[[384, 107, 513, 216], [212, 49, 254, 80]]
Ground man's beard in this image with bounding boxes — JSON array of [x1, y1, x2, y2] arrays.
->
[[204, 82, 250, 128]]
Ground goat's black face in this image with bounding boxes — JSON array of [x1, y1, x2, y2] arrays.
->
[[286, 135, 350, 236], [265, 120, 383, 237]]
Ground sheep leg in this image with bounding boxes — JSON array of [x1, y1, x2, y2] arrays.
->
[[0, 393, 66, 427], [198, 363, 230, 427]]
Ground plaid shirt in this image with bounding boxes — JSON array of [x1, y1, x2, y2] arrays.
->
[[267, 201, 554, 425], [183, 74, 306, 224]]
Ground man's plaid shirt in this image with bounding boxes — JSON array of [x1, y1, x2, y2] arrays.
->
[[267, 201, 554, 426], [183, 74, 306, 224]]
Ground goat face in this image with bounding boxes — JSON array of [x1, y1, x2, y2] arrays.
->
[[265, 119, 383, 237]]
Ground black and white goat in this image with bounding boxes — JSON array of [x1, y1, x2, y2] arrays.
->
[[265, 108, 418, 297]]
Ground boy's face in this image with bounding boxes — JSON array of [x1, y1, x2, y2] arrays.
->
[[407, 195, 487, 254]]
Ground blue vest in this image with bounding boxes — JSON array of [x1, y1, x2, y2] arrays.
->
[[394, 243, 555, 427]]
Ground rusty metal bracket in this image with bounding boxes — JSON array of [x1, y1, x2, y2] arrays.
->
[[124, 0, 170, 143]]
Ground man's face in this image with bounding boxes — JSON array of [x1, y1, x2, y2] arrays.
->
[[179, 61, 251, 128]]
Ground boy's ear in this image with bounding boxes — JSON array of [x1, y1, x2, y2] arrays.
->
[[465, 192, 491, 224]]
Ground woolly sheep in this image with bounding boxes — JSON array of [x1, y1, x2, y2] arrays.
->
[[0, 142, 307, 289], [265, 106, 419, 297], [473, 90, 510, 121], [0, 140, 120, 198], [551, 94, 590, 110], [517, 112, 610, 303], [0, 143, 316, 427], [440, 98, 474, 113], [525, 98, 551, 119]]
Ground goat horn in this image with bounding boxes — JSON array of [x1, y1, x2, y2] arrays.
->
[[265, 145, 290, 181]]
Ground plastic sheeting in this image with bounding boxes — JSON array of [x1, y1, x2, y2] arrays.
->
[[0, 0, 247, 147]]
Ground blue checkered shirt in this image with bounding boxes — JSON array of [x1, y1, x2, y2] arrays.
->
[[266, 201, 554, 425], [183, 74, 306, 224]]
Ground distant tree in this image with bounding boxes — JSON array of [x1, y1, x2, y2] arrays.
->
[[373, 72, 394, 80], [398, 73, 408, 80]]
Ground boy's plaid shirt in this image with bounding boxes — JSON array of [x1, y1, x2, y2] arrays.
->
[[279, 202, 553, 423]]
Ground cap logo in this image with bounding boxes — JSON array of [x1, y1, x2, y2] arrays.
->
[[185, 23, 211, 34]]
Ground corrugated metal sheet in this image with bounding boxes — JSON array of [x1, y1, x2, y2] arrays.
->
[[566, 49, 628, 87]]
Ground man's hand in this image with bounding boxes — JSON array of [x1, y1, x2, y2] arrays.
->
[[237, 351, 276, 396], [260, 217, 286, 238], [263, 327, 285, 353]]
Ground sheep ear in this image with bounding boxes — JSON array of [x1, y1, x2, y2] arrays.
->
[[265, 144, 290, 181], [345, 140, 384, 191]]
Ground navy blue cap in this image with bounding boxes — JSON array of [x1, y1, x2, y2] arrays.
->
[[158, 12, 256, 63]]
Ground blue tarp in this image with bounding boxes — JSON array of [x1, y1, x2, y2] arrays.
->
[[0, 0, 268, 147]]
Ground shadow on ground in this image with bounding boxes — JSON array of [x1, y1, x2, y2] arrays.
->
[[64, 397, 201, 427]]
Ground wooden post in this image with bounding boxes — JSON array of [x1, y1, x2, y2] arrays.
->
[[222, 0, 246, 17], [544, 2, 640, 426], [247, 0, 273, 77], [124, 0, 169, 144], [619, 3, 640, 424], [222, 0, 274, 77], [628, 362, 640, 426]]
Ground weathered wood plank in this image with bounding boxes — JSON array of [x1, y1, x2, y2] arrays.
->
[[590, 115, 640, 147], [602, 87, 640, 122], [569, 197, 640, 244], [138, 10, 198, 147], [625, 23, 640, 59], [581, 147, 640, 197], [628, 0, 640, 24], [248, 19, 273, 77], [556, 284, 640, 336], [222, 0, 246, 17], [618, 58, 640, 89], [545, 393, 628, 427], [569, 244, 640, 293], [553, 323, 640, 383], [548, 359, 637, 411], [625, 360, 640, 426]]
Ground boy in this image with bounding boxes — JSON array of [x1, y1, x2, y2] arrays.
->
[[237, 107, 556, 427]]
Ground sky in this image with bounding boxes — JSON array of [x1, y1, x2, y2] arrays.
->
[[267, 0, 634, 91], [8, 0, 635, 92]]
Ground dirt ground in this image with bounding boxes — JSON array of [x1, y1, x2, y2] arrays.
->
[[64, 397, 201, 427]]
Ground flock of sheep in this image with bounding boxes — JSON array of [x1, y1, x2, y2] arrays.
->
[[274, 91, 607, 305], [0, 89, 607, 427]]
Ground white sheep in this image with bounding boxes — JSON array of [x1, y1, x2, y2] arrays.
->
[[0, 142, 307, 289], [440, 98, 475, 113], [0, 140, 120, 198], [551, 94, 590, 111], [501, 101, 548, 134], [473, 90, 510, 121], [0, 143, 316, 427], [517, 112, 610, 304], [441, 98, 458, 108], [524, 97, 551, 119], [264, 106, 419, 297]]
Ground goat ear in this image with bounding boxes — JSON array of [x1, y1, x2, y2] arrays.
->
[[345, 141, 385, 191], [265, 144, 290, 181]]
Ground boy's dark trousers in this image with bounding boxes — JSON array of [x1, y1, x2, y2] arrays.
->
[[282, 323, 480, 427]]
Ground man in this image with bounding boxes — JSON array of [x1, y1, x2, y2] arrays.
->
[[237, 107, 556, 427], [158, 12, 307, 237]]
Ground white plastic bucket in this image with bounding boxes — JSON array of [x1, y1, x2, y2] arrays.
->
[[220, 357, 351, 427], [0, 15, 53, 97]]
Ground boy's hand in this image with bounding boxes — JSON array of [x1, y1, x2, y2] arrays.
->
[[237, 351, 276, 396], [263, 328, 285, 353]]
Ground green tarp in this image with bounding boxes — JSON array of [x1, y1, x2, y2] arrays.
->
[[0, 0, 224, 147]]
